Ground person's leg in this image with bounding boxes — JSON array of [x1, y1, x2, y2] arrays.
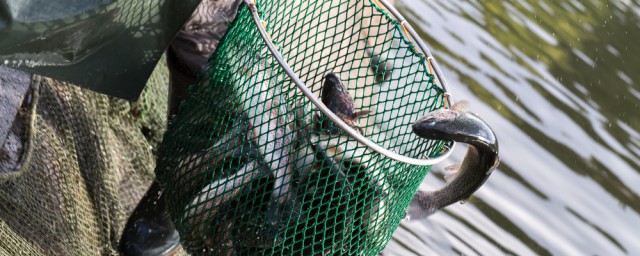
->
[[119, 1, 242, 255]]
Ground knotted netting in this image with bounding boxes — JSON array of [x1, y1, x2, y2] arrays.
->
[[156, 0, 453, 255]]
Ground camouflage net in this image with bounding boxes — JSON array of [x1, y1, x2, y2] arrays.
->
[[157, 0, 450, 255], [0, 57, 171, 256]]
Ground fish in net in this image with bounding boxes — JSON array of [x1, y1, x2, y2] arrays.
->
[[155, 0, 459, 255]]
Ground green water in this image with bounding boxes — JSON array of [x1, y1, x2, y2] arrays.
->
[[384, 0, 640, 255]]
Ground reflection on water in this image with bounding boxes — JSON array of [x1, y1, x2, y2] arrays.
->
[[384, 0, 640, 255]]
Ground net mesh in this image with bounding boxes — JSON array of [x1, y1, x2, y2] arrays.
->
[[0, 57, 173, 256], [157, 0, 450, 255]]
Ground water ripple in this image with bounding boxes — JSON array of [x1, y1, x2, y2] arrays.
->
[[385, 0, 640, 255]]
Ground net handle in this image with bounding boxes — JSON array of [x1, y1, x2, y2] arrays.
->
[[243, 0, 455, 166]]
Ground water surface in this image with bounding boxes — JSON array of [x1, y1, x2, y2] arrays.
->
[[384, 0, 640, 255]]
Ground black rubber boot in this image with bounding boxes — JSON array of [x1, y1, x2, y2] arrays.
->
[[119, 182, 180, 256]]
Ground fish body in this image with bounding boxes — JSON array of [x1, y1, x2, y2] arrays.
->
[[407, 105, 499, 219], [320, 73, 371, 134]]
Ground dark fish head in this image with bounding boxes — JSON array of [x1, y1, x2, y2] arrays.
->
[[318, 72, 372, 134], [321, 73, 356, 119], [412, 109, 462, 140], [412, 108, 498, 153], [322, 73, 349, 100]]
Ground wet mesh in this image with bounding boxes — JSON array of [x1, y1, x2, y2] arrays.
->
[[157, 0, 450, 255], [0, 57, 172, 256]]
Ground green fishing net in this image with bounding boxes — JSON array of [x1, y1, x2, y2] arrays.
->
[[156, 0, 450, 255]]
